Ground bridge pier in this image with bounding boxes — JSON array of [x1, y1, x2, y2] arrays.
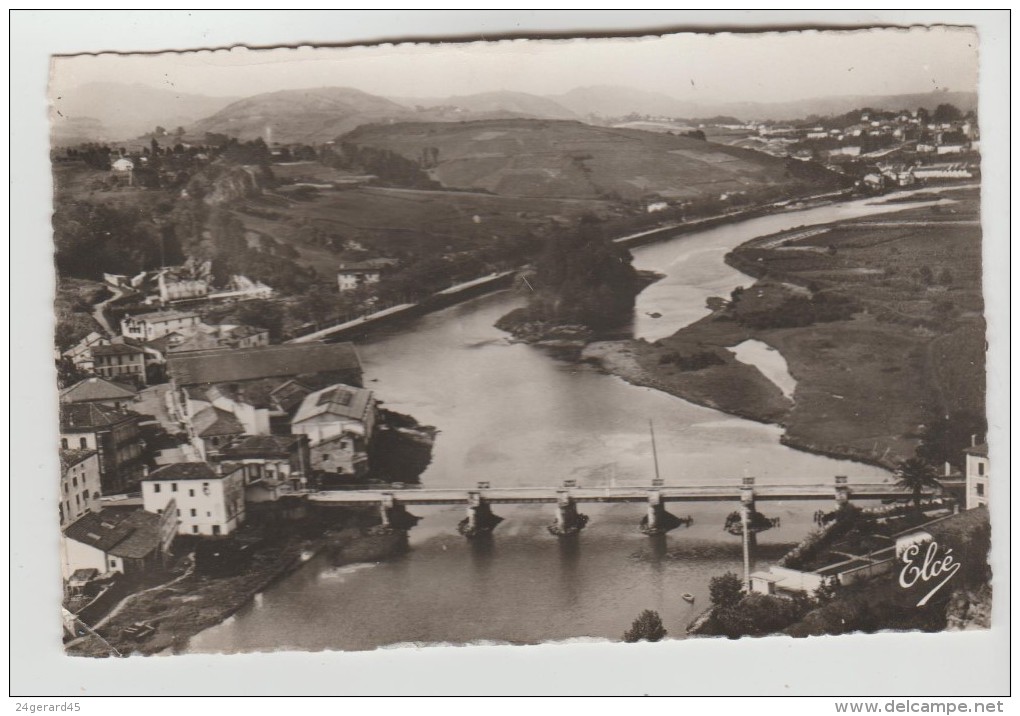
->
[[639, 491, 684, 536], [548, 491, 589, 537], [378, 493, 420, 532], [457, 491, 504, 538], [740, 477, 757, 590], [834, 475, 850, 508]]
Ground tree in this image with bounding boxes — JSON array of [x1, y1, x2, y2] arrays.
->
[[915, 412, 987, 471], [932, 103, 963, 123], [623, 610, 667, 643], [894, 457, 942, 514], [709, 572, 745, 609]]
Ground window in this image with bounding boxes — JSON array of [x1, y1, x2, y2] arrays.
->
[[978, 462, 986, 476], [192, 526, 199, 534], [154, 484, 161, 493], [190, 509, 197, 517], [212, 525, 221, 536], [79, 437, 88, 449], [75, 495, 80, 506], [61, 438, 68, 449], [976, 483, 985, 496], [188, 489, 195, 497], [72, 476, 78, 488], [172, 483, 178, 492], [206, 511, 211, 517], [176, 509, 181, 516], [63, 484, 68, 494], [108, 558, 118, 568]]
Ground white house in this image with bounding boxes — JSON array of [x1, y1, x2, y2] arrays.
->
[[964, 441, 989, 510], [111, 157, 135, 172], [60, 449, 103, 528], [158, 272, 209, 303], [61, 331, 109, 371], [337, 259, 398, 291], [122, 310, 202, 341], [142, 462, 246, 537]]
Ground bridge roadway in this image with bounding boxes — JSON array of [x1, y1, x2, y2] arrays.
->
[[307, 483, 918, 506]]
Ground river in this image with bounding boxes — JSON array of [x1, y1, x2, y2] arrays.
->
[[187, 193, 941, 654]]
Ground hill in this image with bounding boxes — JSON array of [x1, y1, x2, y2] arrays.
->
[[339, 118, 841, 201], [193, 88, 580, 144], [190, 86, 414, 144], [50, 82, 237, 144]]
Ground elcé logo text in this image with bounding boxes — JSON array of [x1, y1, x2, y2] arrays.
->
[[898, 538, 961, 607]]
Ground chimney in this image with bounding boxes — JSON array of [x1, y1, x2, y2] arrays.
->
[[971, 434, 978, 448], [944, 462, 952, 477]]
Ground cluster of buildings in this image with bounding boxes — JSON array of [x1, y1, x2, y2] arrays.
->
[[58, 332, 381, 593], [748, 439, 991, 599], [103, 262, 274, 309], [60, 309, 271, 387]]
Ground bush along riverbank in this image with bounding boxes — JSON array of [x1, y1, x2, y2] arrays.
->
[[64, 502, 413, 657]]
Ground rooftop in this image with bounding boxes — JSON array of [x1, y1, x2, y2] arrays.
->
[[167, 332, 223, 354], [220, 434, 304, 460], [125, 310, 200, 324], [191, 406, 245, 438], [91, 343, 147, 357], [63, 508, 166, 559], [168, 343, 362, 387], [59, 376, 137, 403], [965, 443, 988, 458], [60, 448, 98, 472], [338, 258, 398, 273], [145, 462, 219, 482], [293, 383, 373, 425], [60, 403, 139, 432]]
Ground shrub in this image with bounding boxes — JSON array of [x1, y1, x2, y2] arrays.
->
[[709, 572, 745, 608], [623, 610, 667, 643]]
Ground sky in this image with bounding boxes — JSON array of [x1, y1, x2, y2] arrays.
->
[[50, 26, 978, 103]]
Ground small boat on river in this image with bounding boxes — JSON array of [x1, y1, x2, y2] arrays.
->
[[682, 593, 696, 604]]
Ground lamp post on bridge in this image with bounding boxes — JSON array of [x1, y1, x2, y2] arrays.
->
[[740, 476, 756, 591]]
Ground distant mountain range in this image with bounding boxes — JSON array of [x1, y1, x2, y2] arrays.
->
[[50, 81, 978, 145]]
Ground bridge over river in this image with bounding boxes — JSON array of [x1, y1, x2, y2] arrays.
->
[[307, 476, 932, 540]]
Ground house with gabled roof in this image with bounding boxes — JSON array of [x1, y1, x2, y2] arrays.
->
[[60, 506, 176, 580], [215, 434, 311, 496], [59, 376, 138, 411], [291, 383, 377, 479], [91, 342, 148, 387]]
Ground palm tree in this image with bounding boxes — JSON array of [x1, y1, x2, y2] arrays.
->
[[894, 457, 942, 514]]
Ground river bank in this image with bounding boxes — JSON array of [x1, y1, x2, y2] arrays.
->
[[585, 185, 984, 471], [66, 505, 407, 657]]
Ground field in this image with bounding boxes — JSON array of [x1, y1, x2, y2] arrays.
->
[[592, 187, 985, 468], [234, 185, 620, 277], [341, 119, 841, 201]]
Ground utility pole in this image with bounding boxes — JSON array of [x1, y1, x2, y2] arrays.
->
[[649, 419, 661, 484]]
